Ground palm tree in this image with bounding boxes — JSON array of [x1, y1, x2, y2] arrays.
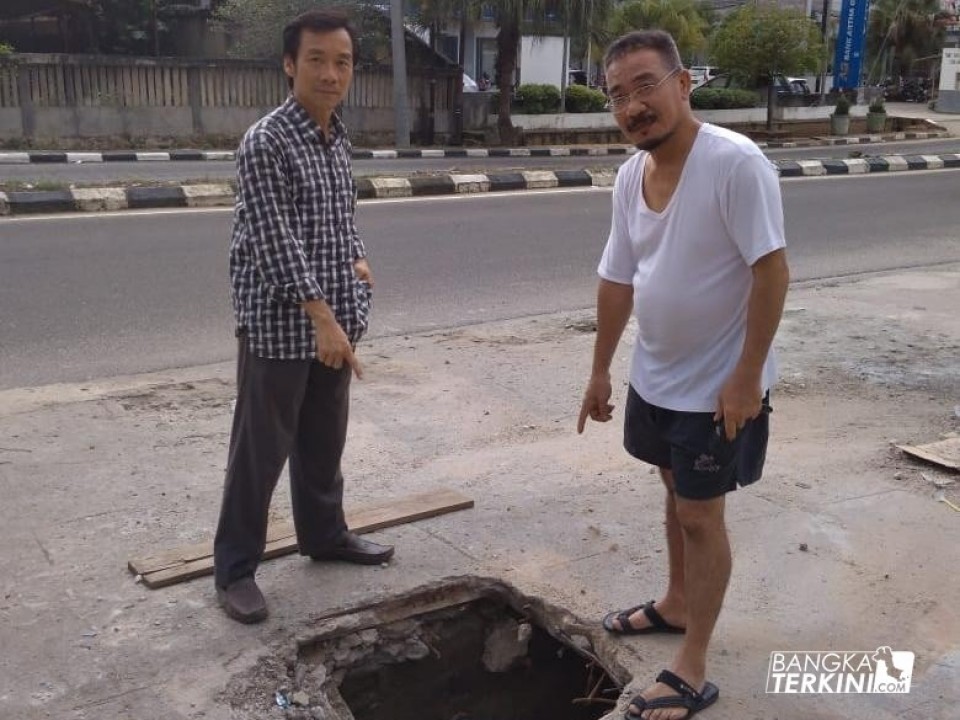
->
[[484, 0, 614, 144], [609, 0, 711, 63], [485, 0, 544, 145], [866, 0, 944, 81]]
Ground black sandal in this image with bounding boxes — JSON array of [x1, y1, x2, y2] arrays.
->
[[625, 669, 719, 719], [602, 600, 686, 635]]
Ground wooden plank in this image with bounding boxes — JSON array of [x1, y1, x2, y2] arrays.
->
[[898, 438, 960, 471], [129, 488, 474, 589], [128, 518, 295, 576], [130, 487, 473, 575]]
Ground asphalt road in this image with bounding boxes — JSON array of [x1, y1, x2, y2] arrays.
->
[[1, 170, 959, 390], [0, 138, 958, 187]]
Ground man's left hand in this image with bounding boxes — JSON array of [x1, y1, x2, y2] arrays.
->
[[354, 258, 374, 286], [714, 371, 762, 441]]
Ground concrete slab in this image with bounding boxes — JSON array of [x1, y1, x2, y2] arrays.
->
[[1, 266, 959, 719], [181, 184, 234, 208], [71, 187, 128, 213]]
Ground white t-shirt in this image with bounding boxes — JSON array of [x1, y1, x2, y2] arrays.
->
[[597, 123, 786, 412]]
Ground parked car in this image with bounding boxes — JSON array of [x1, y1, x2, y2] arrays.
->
[[786, 77, 812, 96], [693, 73, 812, 104], [689, 65, 721, 88]]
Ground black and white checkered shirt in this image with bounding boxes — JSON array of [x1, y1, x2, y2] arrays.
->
[[229, 96, 370, 359]]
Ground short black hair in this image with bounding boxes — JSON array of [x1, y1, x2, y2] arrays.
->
[[603, 30, 682, 72], [282, 8, 359, 64]]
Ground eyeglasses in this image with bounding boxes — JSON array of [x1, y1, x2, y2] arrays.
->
[[604, 67, 681, 112]]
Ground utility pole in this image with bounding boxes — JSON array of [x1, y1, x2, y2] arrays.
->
[[560, 0, 570, 112], [817, 0, 829, 97], [390, 0, 411, 147], [584, 0, 594, 84]]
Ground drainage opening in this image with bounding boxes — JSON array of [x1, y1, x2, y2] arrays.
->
[[301, 581, 622, 720]]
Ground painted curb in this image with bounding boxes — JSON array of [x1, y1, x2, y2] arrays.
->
[[127, 187, 186, 209], [0, 131, 949, 165], [4, 189, 75, 214], [2, 154, 958, 216]]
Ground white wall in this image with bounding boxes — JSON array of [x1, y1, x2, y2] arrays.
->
[[434, 22, 570, 87], [438, 20, 497, 80], [519, 36, 567, 87]]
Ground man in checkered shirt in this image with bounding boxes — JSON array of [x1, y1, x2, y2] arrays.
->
[[213, 9, 394, 625]]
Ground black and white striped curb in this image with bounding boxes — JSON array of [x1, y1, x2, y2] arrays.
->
[[762, 130, 947, 148], [0, 147, 637, 164], [0, 131, 947, 164], [776, 153, 960, 176], [2, 155, 959, 215], [0, 150, 237, 164]]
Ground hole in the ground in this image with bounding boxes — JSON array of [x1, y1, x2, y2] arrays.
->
[[298, 579, 623, 720]]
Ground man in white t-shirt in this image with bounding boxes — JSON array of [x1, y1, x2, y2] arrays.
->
[[577, 30, 790, 720]]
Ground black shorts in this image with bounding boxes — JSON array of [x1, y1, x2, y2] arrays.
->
[[623, 385, 771, 500]]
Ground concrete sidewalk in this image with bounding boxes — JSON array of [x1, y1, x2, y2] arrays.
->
[[1, 264, 958, 720]]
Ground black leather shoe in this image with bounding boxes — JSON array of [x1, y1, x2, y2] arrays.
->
[[310, 532, 395, 565], [216, 576, 268, 624]]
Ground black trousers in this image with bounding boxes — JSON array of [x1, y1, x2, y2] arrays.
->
[[213, 338, 351, 589]]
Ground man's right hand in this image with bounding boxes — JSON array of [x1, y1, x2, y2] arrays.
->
[[314, 321, 363, 378], [304, 299, 363, 378], [577, 374, 614, 434]]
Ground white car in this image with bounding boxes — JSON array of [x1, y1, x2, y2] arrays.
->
[[689, 65, 720, 89]]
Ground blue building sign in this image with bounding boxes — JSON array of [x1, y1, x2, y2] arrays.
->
[[833, 0, 872, 90]]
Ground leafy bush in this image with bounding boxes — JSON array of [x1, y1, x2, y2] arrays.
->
[[833, 94, 851, 115], [515, 83, 561, 114], [564, 84, 607, 113], [690, 88, 757, 109], [868, 97, 885, 113], [0, 42, 14, 58]]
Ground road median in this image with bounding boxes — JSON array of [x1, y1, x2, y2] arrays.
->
[[0, 130, 949, 166], [1, 153, 959, 215]]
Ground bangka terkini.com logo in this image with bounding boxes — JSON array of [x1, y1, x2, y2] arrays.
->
[[766, 647, 914, 694]]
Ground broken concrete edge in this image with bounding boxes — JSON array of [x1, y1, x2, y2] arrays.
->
[[0, 130, 949, 164], [226, 575, 636, 720], [2, 154, 959, 216]]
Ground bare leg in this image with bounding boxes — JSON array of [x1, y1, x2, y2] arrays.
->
[[612, 468, 686, 631], [630, 493, 731, 720]]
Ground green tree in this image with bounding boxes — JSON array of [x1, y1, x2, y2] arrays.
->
[[485, 0, 540, 144], [866, 0, 943, 81], [711, 4, 823, 128], [489, 0, 620, 144], [609, 0, 710, 63], [214, 0, 392, 60], [570, 0, 617, 79], [93, 0, 178, 55]]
